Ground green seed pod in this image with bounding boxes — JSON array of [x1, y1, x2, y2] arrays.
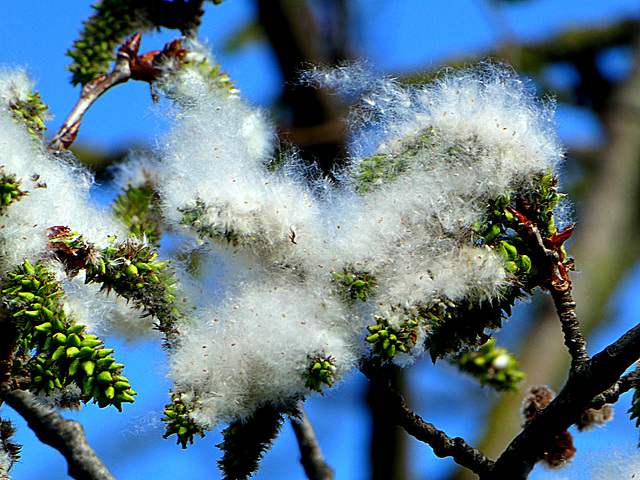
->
[[484, 224, 501, 244], [67, 324, 85, 335], [352, 280, 366, 289], [68, 358, 80, 376], [311, 362, 322, 372], [96, 348, 114, 359], [66, 346, 80, 358], [34, 322, 52, 333], [379, 329, 389, 338], [79, 346, 95, 358], [51, 345, 66, 362], [108, 363, 125, 372], [387, 343, 396, 358], [67, 334, 82, 348], [80, 339, 102, 348], [505, 261, 518, 273], [388, 334, 397, 342], [134, 261, 153, 272], [114, 380, 130, 390], [124, 263, 138, 278], [82, 360, 96, 376], [178, 425, 188, 437], [52, 315, 65, 332], [23, 260, 36, 276], [97, 371, 112, 384], [365, 333, 379, 343], [116, 392, 135, 403], [382, 338, 390, 350], [518, 255, 532, 273], [96, 357, 115, 368], [500, 241, 519, 261], [82, 376, 95, 397], [367, 324, 382, 333], [104, 386, 115, 399], [98, 258, 106, 275]]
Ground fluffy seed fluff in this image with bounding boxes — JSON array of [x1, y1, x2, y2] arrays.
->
[[159, 61, 564, 430]]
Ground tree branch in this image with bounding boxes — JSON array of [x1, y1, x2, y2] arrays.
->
[[360, 359, 495, 477], [490, 322, 640, 479], [4, 389, 115, 480], [290, 404, 334, 480]]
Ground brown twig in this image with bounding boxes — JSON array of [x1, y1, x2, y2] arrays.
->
[[360, 358, 495, 477], [510, 206, 590, 369], [290, 404, 334, 480], [4, 389, 115, 480], [49, 32, 186, 152]]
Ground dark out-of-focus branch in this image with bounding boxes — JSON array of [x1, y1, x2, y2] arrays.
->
[[4, 389, 115, 480], [291, 404, 334, 480], [360, 359, 495, 478]]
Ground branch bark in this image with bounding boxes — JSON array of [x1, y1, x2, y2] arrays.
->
[[291, 404, 334, 480], [490, 322, 640, 478], [4, 389, 115, 480], [360, 359, 495, 477]]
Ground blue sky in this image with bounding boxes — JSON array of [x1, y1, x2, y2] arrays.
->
[[2, 1, 640, 479]]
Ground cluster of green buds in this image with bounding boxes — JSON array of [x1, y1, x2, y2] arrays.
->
[[422, 289, 520, 362], [111, 183, 163, 246], [66, 0, 140, 86], [48, 227, 180, 344], [365, 315, 418, 360], [354, 153, 407, 194], [217, 406, 286, 480], [497, 239, 532, 275], [534, 173, 563, 237], [451, 339, 525, 391], [331, 266, 376, 304], [3, 259, 135, 410], [305, 356, 337, 393], [179, 200, 239, 246], [0, 170, 24, 212], [8, 91, 50, 140], [162, 393, 205, 449]]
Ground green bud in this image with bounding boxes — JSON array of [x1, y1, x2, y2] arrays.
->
[[68, 358, 80, 376], [51, 345, 66, 362], [365, 333, 379, 343], [104, 386, 115, 399], [66, 346, 80, 358], [124, 263, 138, 278], [80, 338, 102, 348], [82, 376, 95, 397], [34, 322, 52, 333], [82, 360, 96, 376], [23, 260, 35, 276], [518, 255, 532, 273], [67, 334, 81, 348], [96, 357, 115, 368], [484, 224, 501, 244], [97, 371, 112, 384]]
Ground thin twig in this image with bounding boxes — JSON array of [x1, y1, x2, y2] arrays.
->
[[510, 206, 590, 369], [290, 404, 334, 480], [48, 34, 140, 152], [4, 389, 115, 480], [48, 32, 186, 152], [360, 358, 495, 477], [588, 369, 637, 409]]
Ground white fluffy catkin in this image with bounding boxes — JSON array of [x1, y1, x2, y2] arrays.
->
[[160, 62, 564, 429]]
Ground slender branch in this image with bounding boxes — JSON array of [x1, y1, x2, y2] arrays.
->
[[510, 206, 590, 369], [490, 322, 640, 479], [49, 33, 140, 152], [4, 389, 115, 480], [49, 32, 185, 152], [360, 359, 495, 477], [290, 404, 334, 480]]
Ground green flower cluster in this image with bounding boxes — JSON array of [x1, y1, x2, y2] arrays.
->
[[217, 406, 286, 480], [3, 260, 135, 410], [0, 170, 24, 212], [365, 316, 418, 360], [305, 356, 337, 393], [112, 183, 163, 246], [48, 227, 181, 345], [162, 393, 205, 449], [331, 266, 376, 304], [66, 0, 140, 86], [451, 339, 525, 391], [8, 91, 50, 140], [422, 290, 520, 362]]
